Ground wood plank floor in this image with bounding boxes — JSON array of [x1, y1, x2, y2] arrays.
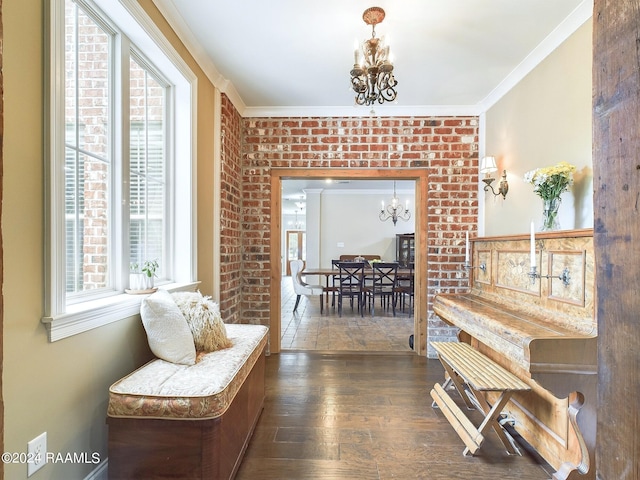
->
[[236, 352, 553, 480]]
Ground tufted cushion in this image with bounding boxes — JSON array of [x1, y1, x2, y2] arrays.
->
[[140, 289, 196, 365], [172, 291, 232, 352]]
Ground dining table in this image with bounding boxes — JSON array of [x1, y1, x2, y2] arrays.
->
[[301, 266, 413, 279], [301, 265, 414, 309]]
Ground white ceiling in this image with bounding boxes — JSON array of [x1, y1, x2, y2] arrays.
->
[[151, 0, 592, 211], [154, 0, 591, 117]]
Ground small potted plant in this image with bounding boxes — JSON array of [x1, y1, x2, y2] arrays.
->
[[128, 259, 159, 292], [141, 259, 159, 290]]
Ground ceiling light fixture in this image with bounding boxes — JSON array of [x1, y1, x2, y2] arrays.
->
[[379, 181, 410, 226], [350, 7, 398, 106]]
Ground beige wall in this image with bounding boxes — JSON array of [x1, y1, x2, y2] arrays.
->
[[2, 1, 218, 478], [483, 20, 593, 236], [318, 191, 416, 267]]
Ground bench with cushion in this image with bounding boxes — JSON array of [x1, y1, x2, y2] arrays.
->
[[107, 290, 268, 480]]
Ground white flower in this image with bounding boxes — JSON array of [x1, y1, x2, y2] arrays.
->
[[523, 162, 576, 201]]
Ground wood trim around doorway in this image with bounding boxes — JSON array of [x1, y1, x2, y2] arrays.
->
[[269, 168, 429, 355]]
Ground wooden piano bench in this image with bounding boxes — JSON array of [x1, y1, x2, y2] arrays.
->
[[429, 341, 531, 457]]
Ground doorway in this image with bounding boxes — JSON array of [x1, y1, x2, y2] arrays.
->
[[269, 167, 429, 356]]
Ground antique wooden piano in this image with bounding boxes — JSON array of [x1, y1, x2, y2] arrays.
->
[[432, 229, 596, 480]]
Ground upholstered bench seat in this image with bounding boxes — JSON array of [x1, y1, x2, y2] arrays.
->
[[108, 324, 268, 420], [107, 323, 268, 480]]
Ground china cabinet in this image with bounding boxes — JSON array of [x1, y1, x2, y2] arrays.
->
[[396, 233, 414, 267]]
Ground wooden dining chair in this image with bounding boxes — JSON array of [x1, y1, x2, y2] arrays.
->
[[394, 263, 414, 313], [323, 259, 341, 308], [365, 262, 399, 316], [336, 261, 366, 317]]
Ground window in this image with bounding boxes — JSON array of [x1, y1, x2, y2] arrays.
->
[[44, 0, 197, 341], [129, 56, 168, 279], [64, 2, 112, 299]]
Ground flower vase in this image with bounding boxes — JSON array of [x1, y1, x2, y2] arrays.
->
[[541, 197, 561, 231]]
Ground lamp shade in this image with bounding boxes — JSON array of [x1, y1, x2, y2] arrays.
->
[[480, 156, 498, 174]]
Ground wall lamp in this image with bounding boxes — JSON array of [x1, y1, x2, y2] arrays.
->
[[480, 156, 509, 199]]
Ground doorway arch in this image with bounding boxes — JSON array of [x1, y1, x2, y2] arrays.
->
[[269, 168, 429, 355]]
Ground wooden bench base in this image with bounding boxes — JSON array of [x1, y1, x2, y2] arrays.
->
[[107, 351, 265, 480], [430, 341, 531, 456]]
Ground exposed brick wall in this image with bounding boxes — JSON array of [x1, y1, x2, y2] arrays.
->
[[219, 94, 243, 323], [425, 146, 479, 352], [237, 115, 479, 344]]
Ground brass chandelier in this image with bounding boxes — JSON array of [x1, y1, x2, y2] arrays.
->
[[350, 7, 398, 106]]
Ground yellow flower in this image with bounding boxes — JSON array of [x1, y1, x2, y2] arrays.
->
[[523, 162, 576, 201]]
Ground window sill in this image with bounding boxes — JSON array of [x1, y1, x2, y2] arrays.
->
[[41, 281, 201, 342]]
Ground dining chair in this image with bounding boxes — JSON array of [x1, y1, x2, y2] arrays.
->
[[365, 262, 399, 316], [323, 259, 341, 309], [336, 261, 366, 317], [289, 259, 324, 313], [394, 263, 414, 313]]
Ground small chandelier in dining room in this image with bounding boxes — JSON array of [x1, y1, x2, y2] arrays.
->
[[350, 7, 398, 106], [379, 181, 410, 226]]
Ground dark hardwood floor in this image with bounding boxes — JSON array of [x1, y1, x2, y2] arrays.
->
[[236, 352, 553, 480]]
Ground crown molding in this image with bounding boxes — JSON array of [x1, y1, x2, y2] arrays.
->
[[152, 0, 247, 113], [478, 0, 593, 112], [241, 104, 483, 118]]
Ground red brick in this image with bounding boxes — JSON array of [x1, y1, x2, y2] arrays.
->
[[218, 107, 479, 344]]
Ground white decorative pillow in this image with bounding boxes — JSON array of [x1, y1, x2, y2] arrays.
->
[[172, 291, 232, 352], [140, 289, 196, 365]]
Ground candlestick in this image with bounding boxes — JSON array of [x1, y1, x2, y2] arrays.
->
[[530, 221, 535, 268], [465, 231, 469, 263]]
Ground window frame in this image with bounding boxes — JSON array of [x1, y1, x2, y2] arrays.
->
[[44, 0, 199, 342]]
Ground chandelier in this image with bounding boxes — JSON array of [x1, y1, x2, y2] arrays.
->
[[379, 181, 410, 226], [350, 7, 398, 106]]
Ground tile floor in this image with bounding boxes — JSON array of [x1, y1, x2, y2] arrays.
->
[[280, 277, 415, 352]]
